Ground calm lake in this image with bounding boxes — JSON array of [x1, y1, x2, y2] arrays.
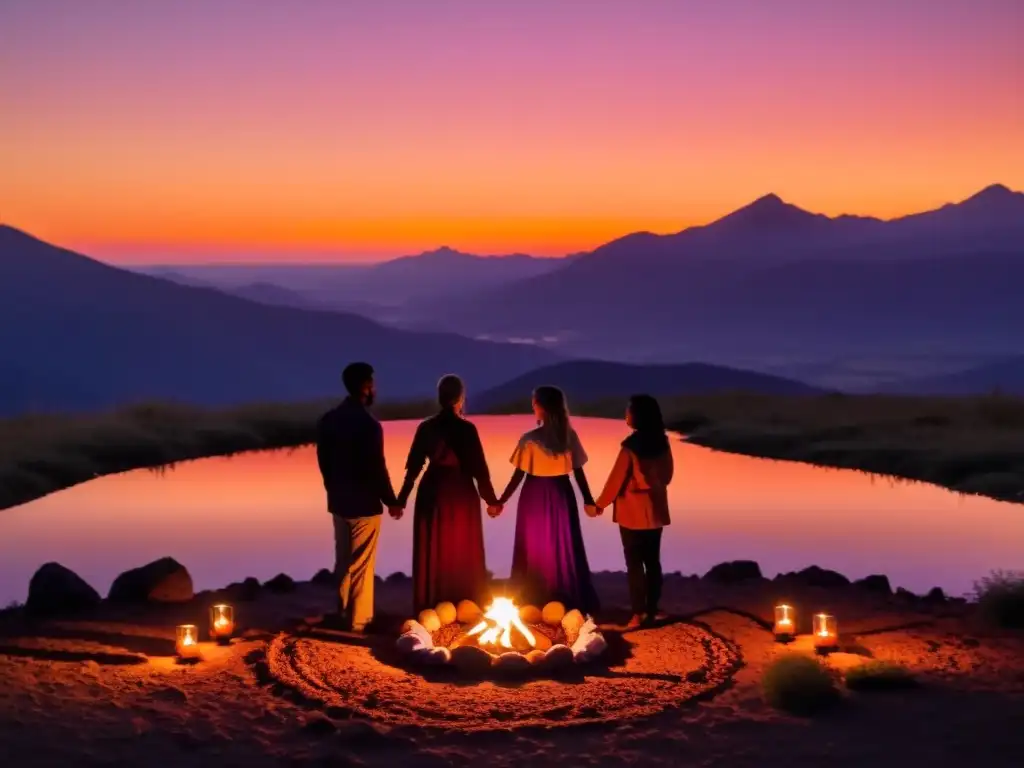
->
[[1, 415, 1021, 605]]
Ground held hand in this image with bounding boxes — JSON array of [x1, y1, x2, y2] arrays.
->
[[584, 504, 601, 518], [387, 505, 404, 520], [486, 503, 503, 518]]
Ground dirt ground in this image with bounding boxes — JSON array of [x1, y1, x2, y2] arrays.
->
[[1, 572, 1021, 767]]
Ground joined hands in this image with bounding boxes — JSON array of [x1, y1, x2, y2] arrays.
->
[[486, 503, 503, 518], [387, 505, 405, 520], [584, 503, 604, 518]]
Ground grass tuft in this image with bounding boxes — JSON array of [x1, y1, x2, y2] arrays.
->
[[973, 570, 1024, 629], [844, 661, 918, 691], [762, 653, 840, 715]]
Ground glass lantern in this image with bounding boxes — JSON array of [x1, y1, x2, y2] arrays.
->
[[176, 624, 199, 658], [209, 604, 235, 641], [813, 613, 838, 649], [773, 604, 795, 639]]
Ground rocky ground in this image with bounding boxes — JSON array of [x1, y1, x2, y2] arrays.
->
[[0, 560, 1022, 767]]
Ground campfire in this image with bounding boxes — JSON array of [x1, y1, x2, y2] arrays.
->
[[395, 596, 607, 678], [465, 597, 536, 651]]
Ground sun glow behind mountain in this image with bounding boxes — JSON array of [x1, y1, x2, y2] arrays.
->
[[1, 1, 1021, 261]]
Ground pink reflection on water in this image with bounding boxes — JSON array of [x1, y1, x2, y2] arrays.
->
[[1, 415, 1021, 603]]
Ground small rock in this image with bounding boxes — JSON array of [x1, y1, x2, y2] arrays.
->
[[264, 573, 296, 593], [543, 644, 574, 671], [542, 601, 566, 626], [519, 604, 542, 624], [703, 560, 763, 583], [456, 599, 482, 624], [853, 574, 892, 594], [561, 608, 585, 639], [450, 644, 492, 675], [417, 609, 441, 633], [311, 568, 335, 587], [26, 562, 101, 617], [494, 652, 531, 676], [108, 557, 193, 603], [434, 601, 457, 626], [525, 649, 547, 666]]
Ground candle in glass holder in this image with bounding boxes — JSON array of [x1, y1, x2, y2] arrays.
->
[[176, 624, 199, 659], [209, 604, 235, 642], [813, 613, 838, 650], [773, 604, 795, 640]]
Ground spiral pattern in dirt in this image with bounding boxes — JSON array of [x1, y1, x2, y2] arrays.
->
[[262, 622, 741, 731]]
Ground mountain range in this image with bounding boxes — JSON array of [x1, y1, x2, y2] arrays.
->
[[403, 184, 1024, 368], [0, 226, 565, 415], [0, 227, 828, 416], [139, 246, 565, 315]]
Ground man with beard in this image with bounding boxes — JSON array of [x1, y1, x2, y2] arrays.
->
[[316, 362, 403, 632]]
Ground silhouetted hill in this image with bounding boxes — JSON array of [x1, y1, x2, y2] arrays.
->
[[473, 360, 822, 410], [229, 282, 324, 310], [412, 184, 1024, 363], [0, 226, 561, 416], [137, 246, 565, 311], [888, 356, 1024, 395]]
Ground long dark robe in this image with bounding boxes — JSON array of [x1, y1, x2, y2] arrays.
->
[[398, 409, 498, 613]]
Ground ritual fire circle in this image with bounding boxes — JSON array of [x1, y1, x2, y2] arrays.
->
[[262, 617, 742, 731], [394, 598, 608, 679]]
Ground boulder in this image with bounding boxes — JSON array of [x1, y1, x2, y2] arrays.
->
[[311, 568, 335, 587], [108, 557, 193, 603], [895, 587, 918, 602], [790, 566, 851, 589], [385, 572, 409, 583], [703, 560, 763, 583], [26, 562, 101, 617], [265, 573, 296, 593], [853, 574, 892, 595], [924, 587, 947, 604]]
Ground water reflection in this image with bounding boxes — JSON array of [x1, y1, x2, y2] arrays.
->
[[1, 415, 1020, 604]]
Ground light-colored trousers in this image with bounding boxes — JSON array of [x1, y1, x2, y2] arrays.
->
[[332, 514, 381, 630]]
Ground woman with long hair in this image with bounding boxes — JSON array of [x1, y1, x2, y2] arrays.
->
[[593, 394, 674, 629], [397, 374, 497, 613], [494, 385, 599, 614]]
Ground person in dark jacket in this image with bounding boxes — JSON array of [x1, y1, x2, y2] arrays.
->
[[316, 362, 402, 632]]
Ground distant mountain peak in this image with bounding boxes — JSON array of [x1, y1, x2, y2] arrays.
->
[[964, 183, 1018, 204], [708, 192, 823, 233], [750, 192, 786, 208]]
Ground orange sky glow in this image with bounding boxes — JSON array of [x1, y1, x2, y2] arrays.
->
[[1, 1, 1021, 262]]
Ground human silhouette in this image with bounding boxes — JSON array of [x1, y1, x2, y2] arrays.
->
[[593, 394, 674, 629], [495, 385, 599, 614], [397, 374, 498, 612], [315, 362, 402, 632]]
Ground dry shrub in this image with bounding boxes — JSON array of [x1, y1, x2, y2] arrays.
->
[[762, 653, 840, 715]]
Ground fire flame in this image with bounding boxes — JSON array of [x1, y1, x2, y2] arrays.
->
[[466, 597, 536, 649]]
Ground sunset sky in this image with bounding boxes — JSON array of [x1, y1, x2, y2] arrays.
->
[[2, 0, 1021, 263]]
